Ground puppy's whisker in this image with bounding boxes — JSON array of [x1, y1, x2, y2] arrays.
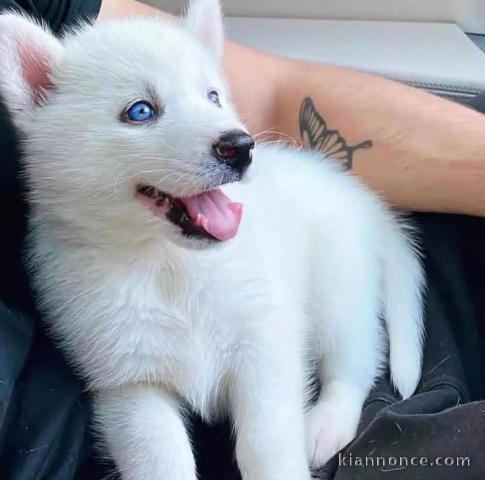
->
[[257, 130, 299, 147], [252, 126, 286, 138], [256, 140, 290, 147], [153, 170, 196, 190], [252, 129, 274, 139], [112, 150, 178, 159], [108, 166, 177, 196]]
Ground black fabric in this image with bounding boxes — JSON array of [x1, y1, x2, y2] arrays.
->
[[0, 3, 103, 480], [470, 90, 485, 114], [0, 0, 101, 33], [0, 2, 485, 478], [315, 213, 485, 480]]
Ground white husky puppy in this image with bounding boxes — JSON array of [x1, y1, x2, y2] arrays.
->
[[0, 1, 424, 479]]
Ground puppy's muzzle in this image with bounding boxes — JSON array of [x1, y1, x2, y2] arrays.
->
[[213, 130, 254, 174]]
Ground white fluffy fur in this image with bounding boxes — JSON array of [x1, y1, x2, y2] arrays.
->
[[0, 3, 425, 479]]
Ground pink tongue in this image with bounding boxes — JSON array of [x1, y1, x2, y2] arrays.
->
[[183, 189, 243, 241]]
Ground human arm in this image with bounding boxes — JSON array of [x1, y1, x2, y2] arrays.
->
[[99, 0, 485, 217]]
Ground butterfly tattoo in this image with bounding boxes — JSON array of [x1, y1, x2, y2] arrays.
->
[[299, 97, 373, 170]]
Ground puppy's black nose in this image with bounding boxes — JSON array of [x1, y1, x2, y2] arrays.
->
[[213, 130, 254, 173]]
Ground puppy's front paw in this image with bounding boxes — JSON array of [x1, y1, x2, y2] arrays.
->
[[305, 400, 360, 469]]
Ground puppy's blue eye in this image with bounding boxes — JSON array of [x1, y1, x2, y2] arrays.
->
[[123, 101, 155, 123], [208, 89, 221, 107]]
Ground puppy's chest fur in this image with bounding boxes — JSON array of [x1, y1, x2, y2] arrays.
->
[[38, 240, 279, 418], [138, 278, 261, 415], [131, 293, 240, 417]]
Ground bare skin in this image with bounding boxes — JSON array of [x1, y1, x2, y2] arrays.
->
[[100, 0, 485, 217]]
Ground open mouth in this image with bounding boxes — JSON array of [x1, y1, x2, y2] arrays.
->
[[136, 184, 243, 242]]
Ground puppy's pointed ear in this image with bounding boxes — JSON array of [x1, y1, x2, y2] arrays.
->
[[185, 0, 224, 63], [0, 13, 64, 129]]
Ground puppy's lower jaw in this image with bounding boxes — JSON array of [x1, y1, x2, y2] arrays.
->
[[136, 184, 243, 241]]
